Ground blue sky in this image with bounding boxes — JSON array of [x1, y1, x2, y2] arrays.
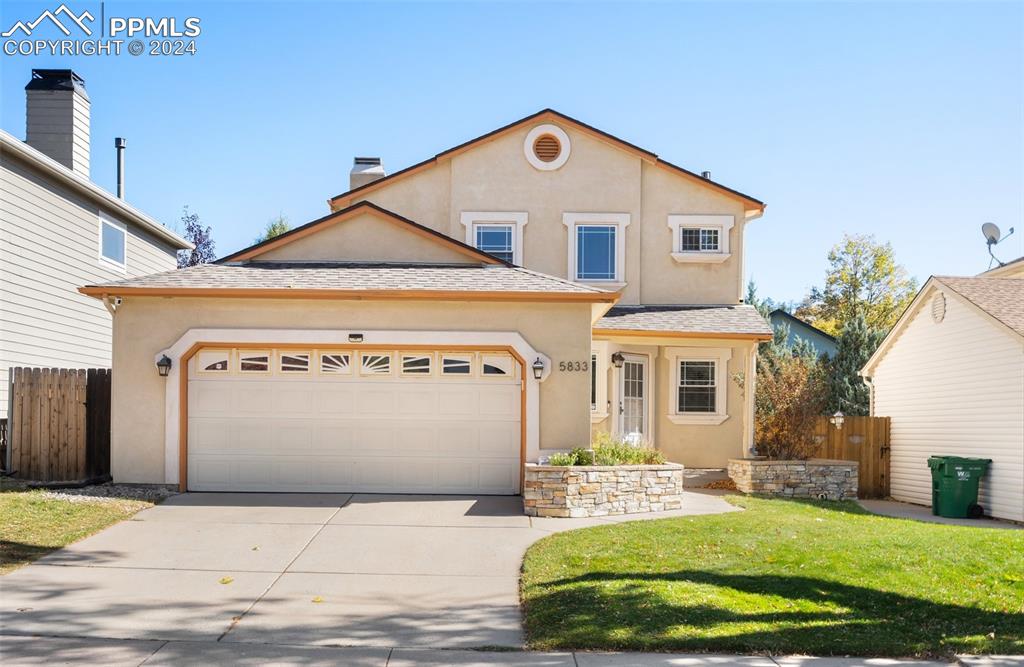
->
[[2, 1, 1021, 303]]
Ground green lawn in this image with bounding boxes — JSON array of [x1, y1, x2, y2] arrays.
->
[[0, 489, 151, 574], [521, 496, 1024, 657]]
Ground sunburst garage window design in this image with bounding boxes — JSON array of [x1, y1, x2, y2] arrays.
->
[[677, 361, 716, 413], [320, 352, 351, 375], [361, 353, 391, 375]]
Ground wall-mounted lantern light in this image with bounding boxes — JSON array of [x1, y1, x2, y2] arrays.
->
[[829, 410, 845, 430], [611, 352, 625, 368], [156, 355, 172, 378], [531, 357, 545, 380]]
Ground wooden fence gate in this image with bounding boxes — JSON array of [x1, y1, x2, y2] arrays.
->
[[813, 415, 891, 498], [7, 368, 112, 482]]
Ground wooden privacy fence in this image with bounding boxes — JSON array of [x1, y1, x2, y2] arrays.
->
[[7, 368, 112, 482], [813, 415, 891, 498]]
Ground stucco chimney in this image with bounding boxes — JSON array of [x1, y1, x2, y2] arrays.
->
[[350, 157, 385, 190], [25, 69, 91, 178]]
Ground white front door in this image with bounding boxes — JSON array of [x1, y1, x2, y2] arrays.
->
[[618, 355, 647, 444]]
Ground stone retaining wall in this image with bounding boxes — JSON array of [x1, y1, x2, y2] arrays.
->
[[523, 463, 684, 518], [727, 458, 858, 500]]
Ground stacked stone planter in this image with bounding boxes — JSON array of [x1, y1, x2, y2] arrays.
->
[[523, 463, 684, 518], [728, 458, 858, 500]]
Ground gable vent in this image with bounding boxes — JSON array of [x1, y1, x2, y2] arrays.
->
[[533, 134, 561, 162], [931, 292, 946, 323]]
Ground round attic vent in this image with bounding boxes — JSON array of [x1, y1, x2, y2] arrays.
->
[[931, 292, 946, 323], [524, 124, 570, 171]]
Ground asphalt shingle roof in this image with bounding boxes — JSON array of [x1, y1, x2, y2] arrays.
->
[[934, 276, 1024, 336], [596, 304, 772, 336], [84, 262, 612, 296]]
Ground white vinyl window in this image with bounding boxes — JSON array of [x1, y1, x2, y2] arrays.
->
[[460, 212, 528, 264], [401, 354, 433, 375], [360, 353, 392, 376], [320, 352, 352, 375], [563, 213, 630, 284], [667, 215, 734, 264], [667, 347, 732, 425], [98, 214, 127, 270], [238, 351, 271, 373], [441, 354, 473, 375], [279, 352, 310, 373], [677, 361, 716, 413], [679, 228, 720, 252]]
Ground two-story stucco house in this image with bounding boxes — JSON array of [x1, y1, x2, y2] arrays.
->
[[81, 109, 771, 494], [1, 69, 191, 420]]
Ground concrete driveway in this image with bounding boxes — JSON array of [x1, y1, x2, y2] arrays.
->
[[0, 491, 738, 655]]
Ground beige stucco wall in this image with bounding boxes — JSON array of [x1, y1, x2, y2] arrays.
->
[[590, 336, 756, 468], [109, 296, 594, 484], [256, 211, 475, 264], [348, 121, 753, 305]]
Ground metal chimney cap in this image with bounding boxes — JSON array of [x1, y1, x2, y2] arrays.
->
[[26, 69, 89, 98], [353, 157, 382, 166], [701, 170, 712, 179], [115, 137, 126, 148]]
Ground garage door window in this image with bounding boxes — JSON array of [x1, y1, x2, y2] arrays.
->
[[279, 352, 310, 373], [360, 353, 392, 376], [481, 354, 513, 377], [441, 354, 473, 375], [320, 352, 352, 375], [197, 349, 229, 373], [239, 351, 270, 373], [402, 354, 433, 375]]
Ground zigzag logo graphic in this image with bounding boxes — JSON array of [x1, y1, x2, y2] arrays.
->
[[2, 4, 95, 38]]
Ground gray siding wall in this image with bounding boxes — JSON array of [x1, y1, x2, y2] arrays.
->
[[0, 152, 178, 418]]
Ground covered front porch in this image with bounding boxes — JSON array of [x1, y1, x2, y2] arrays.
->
[[590, 305, 772, 469]]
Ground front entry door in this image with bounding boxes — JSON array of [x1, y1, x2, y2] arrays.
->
[[618, 355, 647, 444]]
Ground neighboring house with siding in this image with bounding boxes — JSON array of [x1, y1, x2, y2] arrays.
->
[[0, 69, 191, 419], [862, 270, 1024, 522], [768, 309, 837, 358]]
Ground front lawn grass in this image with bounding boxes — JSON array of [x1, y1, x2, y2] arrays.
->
[[521, 496, 1024, 657], [0, 489, 151, 574]]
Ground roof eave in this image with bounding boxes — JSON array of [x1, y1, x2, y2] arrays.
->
[[592, 327, 773, 341]]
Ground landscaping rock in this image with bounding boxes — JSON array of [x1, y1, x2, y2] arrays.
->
[[523, 463, 684, 517]]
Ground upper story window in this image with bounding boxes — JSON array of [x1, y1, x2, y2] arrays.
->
[[460, 212, 527, 265], [98, 214, 127, 270], [667, 215, 734, 264], [562, 212, 630, 285]]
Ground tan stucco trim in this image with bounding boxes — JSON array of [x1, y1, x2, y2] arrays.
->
[[592, 328, 772, 341], [81, 286, 619, 303], [327, 110, 765, 214], [175, 341, 527, 493], [222, 201, 505, 264]]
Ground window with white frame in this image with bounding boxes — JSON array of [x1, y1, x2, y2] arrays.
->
[[279, 352, 310, 373], [360, 353, 392, 376], [441, 353, 472, 375], [197, 349, 229, 373], [401, 354, 433, 375], [667, 347, 732, 425], [320, 352, 352, 375], [239, 351, 270, 373], [667, 215, 734, 264], [460, 212, 527, 264], [563, 213, 630, 284], [99, 215, 127, 269]]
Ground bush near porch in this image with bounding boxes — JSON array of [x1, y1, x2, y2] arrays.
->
[[521, 496, 1024, 657]]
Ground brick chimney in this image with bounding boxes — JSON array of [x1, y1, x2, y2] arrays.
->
[[25, 69, 91, 178]]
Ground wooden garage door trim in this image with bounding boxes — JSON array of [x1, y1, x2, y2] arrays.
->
[[177, 342, 527, 493]]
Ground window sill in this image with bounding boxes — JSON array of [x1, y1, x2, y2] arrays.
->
[[576, 280, 627, 290], [671, 252, 731, 264], [667, 413, 729, 425], [590, 411, 609, 423], [98, 257, 128, 273]]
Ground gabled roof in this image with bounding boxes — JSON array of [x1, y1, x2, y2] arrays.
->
[[79, 261, 618, 303], [218, 201, 510, 265], [769, 309, 837, 342], [327, 109, 765, 213], [861, 275, 1024, 376], [0, 129, 191, 250], [594, 304, 773, 340]]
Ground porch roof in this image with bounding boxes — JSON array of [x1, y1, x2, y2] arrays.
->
[[594, 304, 773, 340]]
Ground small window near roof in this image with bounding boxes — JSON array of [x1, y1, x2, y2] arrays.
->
[[99, 216, 126, 268], [680, 228, 719, 253], [475, 225, 514, 263]]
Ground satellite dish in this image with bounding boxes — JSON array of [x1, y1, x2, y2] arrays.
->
[[982, 222, 1001, 245]]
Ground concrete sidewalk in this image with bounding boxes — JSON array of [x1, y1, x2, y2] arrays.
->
[[1, 636, 1020, 666]]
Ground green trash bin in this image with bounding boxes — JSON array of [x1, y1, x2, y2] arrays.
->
[[927, 456, 991, 519]]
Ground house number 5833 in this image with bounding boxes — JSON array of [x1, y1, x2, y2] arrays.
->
[[558, 361, 590, 372]]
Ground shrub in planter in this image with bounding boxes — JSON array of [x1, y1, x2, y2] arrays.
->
[[545, 434, 666, 466], [755, 352, 828, 460]]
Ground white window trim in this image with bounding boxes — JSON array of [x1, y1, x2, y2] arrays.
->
[[590, 340, 610, 422], [98, 213, 128, 272], [523, 124, 571, 171], [666, 346, 732, 425], [667, 215, 734, 264], [563, 212, 630, 286], [460, 211, 528, 264]]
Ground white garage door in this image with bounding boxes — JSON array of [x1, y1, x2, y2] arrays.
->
[[187, 347, 521, 494]]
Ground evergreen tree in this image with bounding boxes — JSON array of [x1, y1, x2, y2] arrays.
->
[[827, 312, 885, 415]]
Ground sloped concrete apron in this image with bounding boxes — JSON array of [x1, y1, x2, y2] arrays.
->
[[0, 491, 737, 650]]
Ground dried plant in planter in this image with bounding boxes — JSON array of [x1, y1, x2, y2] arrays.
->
[[755, 352, 828, 460]]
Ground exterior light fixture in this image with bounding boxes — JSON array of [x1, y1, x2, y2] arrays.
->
[[348, 333, 364, 343], [531, 357, 545, 380], [829, 410, 845, 430], [156, 355, 172, 377], [611, 352, 625, 368]]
